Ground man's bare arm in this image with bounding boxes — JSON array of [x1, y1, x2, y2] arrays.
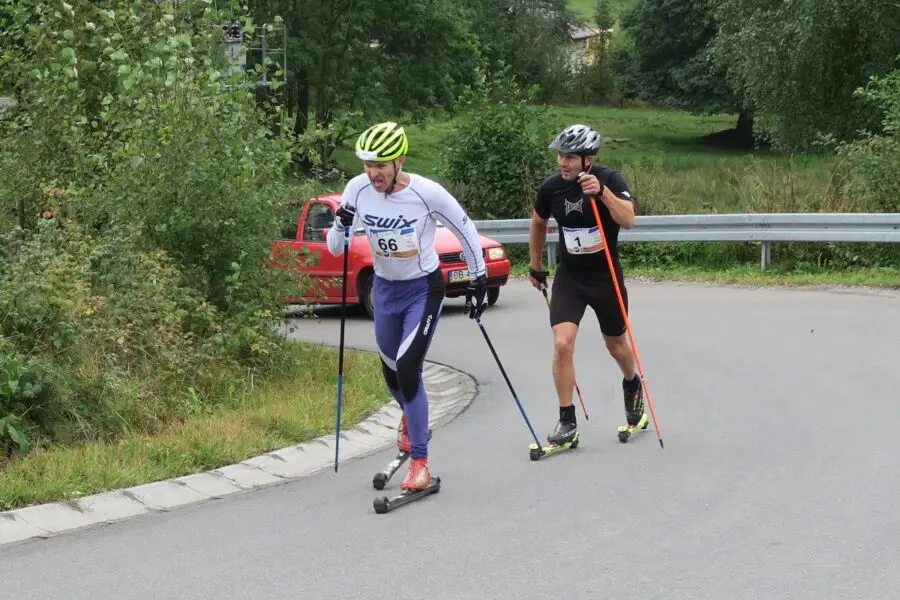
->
[[598, 187, 636, 229], [529, 210, 548, 269]]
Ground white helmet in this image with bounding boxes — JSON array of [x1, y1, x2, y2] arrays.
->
[[548, 124, 602, 155]]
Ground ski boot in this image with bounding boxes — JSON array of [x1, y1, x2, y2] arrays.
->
[[397, 413, 411, 454], [373, 414, 411, 491], [374, 456, 441, 514], [372, 415, 434, 490], [617, 375, 649, 443], [547, 420, 578, 446], [530, 413, 580, 461], [400, 457, 432, 491]]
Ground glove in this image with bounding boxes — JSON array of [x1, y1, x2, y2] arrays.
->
[[465, 274, 488, 320], [334, 204, 356, 230], [529, 267, 548, 289]]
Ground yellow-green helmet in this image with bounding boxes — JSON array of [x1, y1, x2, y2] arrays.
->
[[355, 121, 408, 162]]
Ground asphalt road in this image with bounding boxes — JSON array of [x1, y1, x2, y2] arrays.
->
[[2, 279, 899, 599]]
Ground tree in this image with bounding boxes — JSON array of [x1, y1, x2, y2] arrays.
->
[[711, 0, 900, 150], [0, 0, 297, 312], [596, 1, 613, 26], [613, 0, 752, 144], [248, 0, 482, 172], [457, 0, 578, 103]]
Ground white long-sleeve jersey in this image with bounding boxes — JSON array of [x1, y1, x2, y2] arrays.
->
[[326, 173, 486, 282]]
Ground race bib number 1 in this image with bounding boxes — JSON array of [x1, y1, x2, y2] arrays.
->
[[562, 226, 604, 254], [371, 227, 420, 259]]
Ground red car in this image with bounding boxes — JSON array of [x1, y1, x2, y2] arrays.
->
[[273, 193, 512, 318]]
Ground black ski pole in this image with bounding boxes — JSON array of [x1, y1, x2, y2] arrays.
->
[[469, 305, 542, 449], [334, 228, 350, 472]]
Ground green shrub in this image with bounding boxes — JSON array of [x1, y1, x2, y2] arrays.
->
[[834, 63, 900, 213], [440, 64, 557, 219], [0, 219, 206, 448], [0, 339, 59, 457], [0, 0, 320, 457]]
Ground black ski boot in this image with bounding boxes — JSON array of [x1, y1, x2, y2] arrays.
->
[[623, 374, 645, 427], [547, 405, 578, 446]]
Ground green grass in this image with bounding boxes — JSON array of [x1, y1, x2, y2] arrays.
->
[[567, 0, 637, 25], [0, 341, 388, 511], [510, 258, 900, 288], [568, 0, 598, 22], [335, 105, 843, 215], [331, 103, 898, 285]]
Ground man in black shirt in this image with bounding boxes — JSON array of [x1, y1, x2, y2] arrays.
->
[[528, 124, 644, 446]]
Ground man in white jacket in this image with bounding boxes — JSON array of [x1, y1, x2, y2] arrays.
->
[[326, 121, 487, 492]]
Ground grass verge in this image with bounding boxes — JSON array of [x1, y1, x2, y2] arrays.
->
[[0, 341, 388, 511], [326, 104, 898, 285], [510, 259, 900, 288], [622, 265, 900, 288], [333, 106, 845, 215]]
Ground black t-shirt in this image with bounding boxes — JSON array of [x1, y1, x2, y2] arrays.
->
[[534, 164, 634, 279]]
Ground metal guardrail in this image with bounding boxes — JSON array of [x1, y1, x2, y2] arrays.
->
[[473, 213, 900, 269]]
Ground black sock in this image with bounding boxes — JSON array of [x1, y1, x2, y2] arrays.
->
[[559, 404, 576, 425], [624, 374, 640, 391]]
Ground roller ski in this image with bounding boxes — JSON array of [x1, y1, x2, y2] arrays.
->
[[617, 413, 648, 442], [617, 375, 648, 443], [373, 457, 441, 514], [372, 415, 432, 490], [530, 418, 580, 461]]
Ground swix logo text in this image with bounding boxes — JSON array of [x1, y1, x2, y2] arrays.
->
[[362, 214, 418, 229]]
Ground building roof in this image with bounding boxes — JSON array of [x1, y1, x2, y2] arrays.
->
[[569, 25, 601, 40]]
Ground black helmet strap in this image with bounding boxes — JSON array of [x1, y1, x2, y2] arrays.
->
[[385, 159, 401, 195]]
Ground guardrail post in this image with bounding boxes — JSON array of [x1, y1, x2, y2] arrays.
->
[[546, 242, 557, 270], [760, 241, 771, 270]]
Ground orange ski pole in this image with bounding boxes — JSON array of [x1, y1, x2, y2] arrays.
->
[[586, 182, 664, 449], [539, 284, 589, 421]]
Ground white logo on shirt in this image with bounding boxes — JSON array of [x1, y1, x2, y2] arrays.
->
[[565, 197, 583, 215]]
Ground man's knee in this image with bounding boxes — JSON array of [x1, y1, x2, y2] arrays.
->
[[395, 355, 424, 400], [553, 323, 578, 359], [381, 360, 400, 391], [604, 333, 629, 357]]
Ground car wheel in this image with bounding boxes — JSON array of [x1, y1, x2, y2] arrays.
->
[[487, 287, 500, 306], [358, 270, 375, 319]]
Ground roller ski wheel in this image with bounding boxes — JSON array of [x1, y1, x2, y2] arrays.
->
[[529, 431, 580, 461], [371, 428, 432, 490], [372, 451, 408, 490], [617, 413, 649, 443], [373, 476, 441, 514]]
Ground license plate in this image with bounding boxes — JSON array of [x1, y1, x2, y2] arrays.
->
[[449, 269, 470, 283]]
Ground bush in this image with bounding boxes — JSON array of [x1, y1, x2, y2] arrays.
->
[[440, 64, 557, 220], [0, 0, 318, 457], [0, 338, 59, 457], [0, 219, 230, 450], [834, 63, 900, 212], [0, 0, 300, 312]]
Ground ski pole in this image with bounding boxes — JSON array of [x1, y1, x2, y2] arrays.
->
[[470, 309, 543, 449], [334, 227, 351, 471], [585, 180, 664, 449], [538, 284, 589, 421]]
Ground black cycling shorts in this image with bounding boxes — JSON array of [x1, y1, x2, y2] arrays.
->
[[549, 265, 628, 337]]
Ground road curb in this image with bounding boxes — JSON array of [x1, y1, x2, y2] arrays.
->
[[0, 360, 477, 548]]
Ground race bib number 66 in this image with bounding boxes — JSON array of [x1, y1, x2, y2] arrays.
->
[[370, 227, 420, 260]]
